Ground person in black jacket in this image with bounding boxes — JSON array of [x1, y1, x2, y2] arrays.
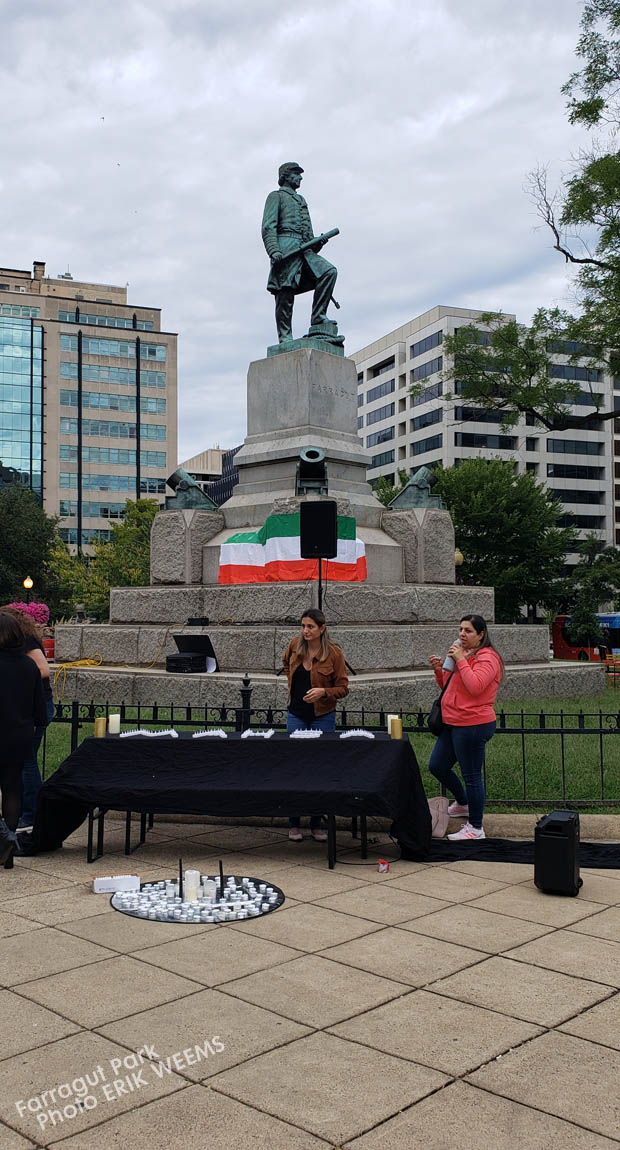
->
[[0, 612, 46, 866]]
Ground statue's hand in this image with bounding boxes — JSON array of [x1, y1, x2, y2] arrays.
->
[[270, 251, 284, 264]]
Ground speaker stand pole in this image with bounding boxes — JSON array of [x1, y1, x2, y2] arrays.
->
[[318, 557, 323, 613]]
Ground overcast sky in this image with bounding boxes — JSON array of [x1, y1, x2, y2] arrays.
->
[[0, 0, 592, 460]]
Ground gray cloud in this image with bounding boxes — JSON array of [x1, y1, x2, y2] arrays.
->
[[0, 0, 591, 457]]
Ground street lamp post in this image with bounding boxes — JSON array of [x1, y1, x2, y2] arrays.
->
[[22, 576, 33, 604]]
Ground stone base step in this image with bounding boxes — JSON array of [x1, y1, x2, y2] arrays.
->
[[109, 582, 495, 625], [51, 661, 605, 709], [55, 622, 550, 671]]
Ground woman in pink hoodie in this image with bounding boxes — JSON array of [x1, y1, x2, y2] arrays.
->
[[428, 614, 503, 841]]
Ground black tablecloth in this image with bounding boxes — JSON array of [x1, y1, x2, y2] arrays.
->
[[32, 733, 431, 859]]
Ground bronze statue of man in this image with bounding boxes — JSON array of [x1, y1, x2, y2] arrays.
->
[[262, 162, 338, 344]]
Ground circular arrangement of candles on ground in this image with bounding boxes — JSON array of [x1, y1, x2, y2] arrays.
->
[[111, 857, 285, 923]]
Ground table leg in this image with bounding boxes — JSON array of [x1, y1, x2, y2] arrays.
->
[[96, 807, 105, 858], [351, 816, 358, 839], [87, 807, 105, 863], [87, 808, 95, 863], [327, 814, 336, 869], [139, 812, 147, 844], [360, 814, 368, 859], [124, 811, 132, 855]]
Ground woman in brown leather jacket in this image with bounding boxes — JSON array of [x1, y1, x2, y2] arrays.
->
[[282, 607, 348, 842]]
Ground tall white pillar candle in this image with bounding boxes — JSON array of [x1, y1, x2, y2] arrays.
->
[[108, 714, 121, 734]]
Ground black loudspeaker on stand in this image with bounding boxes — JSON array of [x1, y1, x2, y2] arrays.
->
[[534, 810, 583, 896], [300, 500, 338, 612]]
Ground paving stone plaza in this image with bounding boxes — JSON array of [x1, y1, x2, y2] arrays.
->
[[1, 817, 620, 1147]]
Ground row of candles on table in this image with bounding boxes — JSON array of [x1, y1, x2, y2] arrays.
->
[[95, 715, 404, 738], [94, 715, 121, 737]]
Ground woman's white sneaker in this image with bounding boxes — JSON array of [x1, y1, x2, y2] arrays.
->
[[447, 822, 485, 841], [447, 802, 469, 817]]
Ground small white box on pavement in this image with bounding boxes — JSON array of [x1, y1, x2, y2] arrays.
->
[[92, 874, 141, 893]]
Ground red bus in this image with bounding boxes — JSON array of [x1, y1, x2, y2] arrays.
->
[[552, 613, 620, 661]]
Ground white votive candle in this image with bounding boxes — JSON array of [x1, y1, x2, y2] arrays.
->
[[108, 714, 121, 734]]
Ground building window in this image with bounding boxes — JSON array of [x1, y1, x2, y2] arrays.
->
[[525, 437, 538, 451], [370, 357, 395, 378], [60, 335, 166, 360], [549, 488, 603, 505], [411, 380, 442, 408], [60, 418, 166, 440], [526, 461, 538, 474], [366, 378, 395, 404], [0, 316, 43, 500], [357, 393, 364, 407], [411, 356, 442, 383], [370, 450, 395, 468], [60, 362, 165, 388], [549, 364, 600, 381], [59, 390, 166, 414], [413, 433, 443, 456], [357, 372, 363, 383], [411, 407, 442, 433], [58, 445, 166, 466], [410, 330, 442, 358], [357, 415, 363, 429], [366, 427, 394, 448], [0, 304, 40, 318], [547, 438, 603, 456], [366, 402, 395, 426], [59, 473, 166, 493], [58, 528, 113, 544], [455, 406, 506, 425], [59, 310, 154, 331], [548, 463, 604, 480], [454, 432, 517, 450], [557, 514, 605, 530]]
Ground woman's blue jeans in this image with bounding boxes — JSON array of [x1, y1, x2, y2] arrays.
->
[[20, 698, 55, 827], [286, 710, 336, 828], [428, 721, 496, 829]]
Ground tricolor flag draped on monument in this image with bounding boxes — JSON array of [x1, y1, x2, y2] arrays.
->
[[218, 513, 366, 584]]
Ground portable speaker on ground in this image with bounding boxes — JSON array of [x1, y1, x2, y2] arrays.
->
[[534, 810, 582, 896], [165, 633, 218, 674], [299, 499, 338, 559]]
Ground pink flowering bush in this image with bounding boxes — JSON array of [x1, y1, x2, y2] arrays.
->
[[7, 601, 50, 626]]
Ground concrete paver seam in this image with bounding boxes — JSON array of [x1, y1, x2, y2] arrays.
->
[[461, 1076, 620, 1144]]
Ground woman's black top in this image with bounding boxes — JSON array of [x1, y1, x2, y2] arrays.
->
[[23, 634, 53, 703], [288, 665, 315, 723], [0, 645, 47, 759]]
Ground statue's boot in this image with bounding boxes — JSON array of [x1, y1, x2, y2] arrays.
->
[[310, 267, 337, 327]]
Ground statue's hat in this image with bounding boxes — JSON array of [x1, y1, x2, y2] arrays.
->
[[278, 161, 304, 178]]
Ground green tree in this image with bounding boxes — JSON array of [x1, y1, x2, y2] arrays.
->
[[442, 309, 610, 431], [433, 459, 575, 622], [372, 469, 409, 507], [45, 539, 89, 621], [82, 499, 159, 620], [0, 484, 58, 604], [440, 3, 620, 427]]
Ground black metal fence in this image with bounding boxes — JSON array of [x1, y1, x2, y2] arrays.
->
[[41, 677, 620, 809]]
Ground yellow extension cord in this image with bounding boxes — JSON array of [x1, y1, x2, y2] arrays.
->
[[53, 623, 187, 699]]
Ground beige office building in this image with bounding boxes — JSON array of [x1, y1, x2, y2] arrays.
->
[[0, 261, 177, 551], [352, 305, 616, 568]]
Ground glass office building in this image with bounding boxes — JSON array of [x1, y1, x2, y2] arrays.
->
[[0, 315, 43, 500], [0, 262, 178, 552]]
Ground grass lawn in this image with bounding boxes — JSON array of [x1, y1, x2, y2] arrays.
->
[[38, 690, 620, 814]]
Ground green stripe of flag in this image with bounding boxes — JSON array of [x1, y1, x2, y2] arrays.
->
[[223, 513, 357, 548]]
